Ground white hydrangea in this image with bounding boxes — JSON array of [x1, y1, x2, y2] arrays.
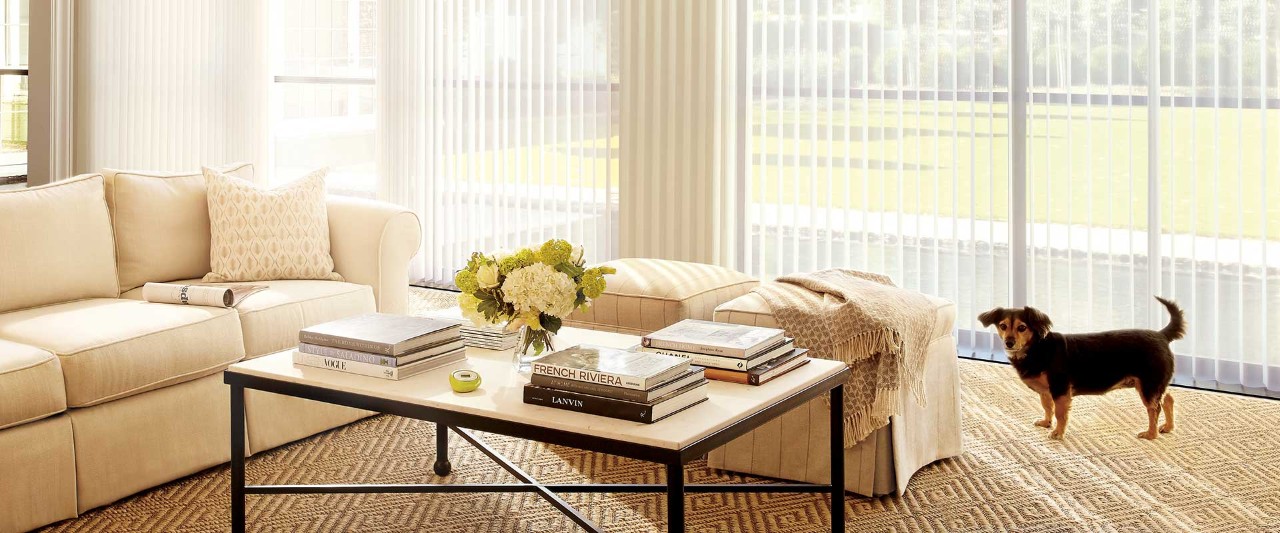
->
[[500, 262, 578, 318]]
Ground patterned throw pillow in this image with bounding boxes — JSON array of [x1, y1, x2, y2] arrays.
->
[[203, 167, 343, 283]]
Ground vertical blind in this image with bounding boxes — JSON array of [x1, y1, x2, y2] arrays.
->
[[1025, 0, 1280, 393], [743, 1, 1014, 354], [747, 0, 1279, 394], [379, 0, 618, 285], [374, 0, 1278, 395], [74, 0, 269, 174]]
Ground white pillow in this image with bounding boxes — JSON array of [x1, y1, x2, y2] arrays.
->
[[203, 167, 343, 283]]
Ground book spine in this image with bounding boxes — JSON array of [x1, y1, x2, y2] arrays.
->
[[638, 347, 753, 370], [292, 352, 400, 380], [529, 362, 649, 390], [702, 367, 751, 384], [298, 332, 394, 356], [640, 338, 744, 358], [523, 386, 654, 423], [299, 343, 397, 367], [529, 374, 648, 402]]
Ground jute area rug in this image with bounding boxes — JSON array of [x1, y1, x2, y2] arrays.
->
[[41, 289, 1280, 532]]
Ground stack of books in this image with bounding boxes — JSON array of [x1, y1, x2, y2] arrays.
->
[[638, 319, 810, 386], [459, 323, 522, 351], [524, 345, 708, 424], [293, 313, 466, 380]]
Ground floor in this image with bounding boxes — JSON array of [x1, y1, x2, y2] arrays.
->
[[38, 288, 1280, 532]]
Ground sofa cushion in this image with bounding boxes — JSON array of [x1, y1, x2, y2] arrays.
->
[[0, 340, 67, 429], [713, 291, 957, 341], [0, 299, 245, 407], [123, 279, 375, 358], [564, 258, 759, 335], [103, 162, 254, 292], [0, 174, 119, 313]]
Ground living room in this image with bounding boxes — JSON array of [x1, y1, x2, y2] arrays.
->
[[1, 1, 1278, 532]]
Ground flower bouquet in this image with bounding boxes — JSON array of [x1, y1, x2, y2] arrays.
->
[[454, 239, 615, 373]]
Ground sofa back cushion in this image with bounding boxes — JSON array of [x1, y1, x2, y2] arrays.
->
[[103, 163, 254, 292], [0, 174, 120, 313]]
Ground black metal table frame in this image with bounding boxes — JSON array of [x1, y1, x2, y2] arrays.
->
[[226, 368, 850, 533]]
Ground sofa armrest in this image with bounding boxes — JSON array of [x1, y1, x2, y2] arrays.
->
[[326, 196, 422, 314]]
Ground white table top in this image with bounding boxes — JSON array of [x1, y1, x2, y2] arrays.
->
[[227, 326, 847, 451]]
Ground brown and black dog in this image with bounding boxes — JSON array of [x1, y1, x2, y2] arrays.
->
[[978, 297, 1186, 440]]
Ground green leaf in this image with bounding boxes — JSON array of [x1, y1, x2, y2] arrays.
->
[[556, 262, 585, 279], [540, 314, 562, 333]]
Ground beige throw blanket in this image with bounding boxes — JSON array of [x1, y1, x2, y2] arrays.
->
[[754, 269, 934, 447]]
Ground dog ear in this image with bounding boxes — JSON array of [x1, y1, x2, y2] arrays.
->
[[977, 308, 1005, 328], [1022, 307, 1053, 338]]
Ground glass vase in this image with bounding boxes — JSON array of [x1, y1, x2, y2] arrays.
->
[[512, 326, 554, 376]]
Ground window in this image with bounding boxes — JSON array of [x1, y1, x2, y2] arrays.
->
[[747, 0, 1280, 396], [278, 1, 1279, 396], [0, 0, 27, 186], [271, 0, 376, 196], [377, 1, 620, 285]]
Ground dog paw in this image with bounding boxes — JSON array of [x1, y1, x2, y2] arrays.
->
[[1048, 429, 1064, 440], [1034, 419, 1052, 428], [1159, 423, 1174, 434], [1137, 431, 1158, 440]]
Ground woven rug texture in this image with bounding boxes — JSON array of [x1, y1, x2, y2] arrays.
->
[[38, 288, 1280, 533]]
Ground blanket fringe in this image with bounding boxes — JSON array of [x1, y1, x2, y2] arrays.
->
[[828, 328, 902, 365], [837, 384, 904, 447]]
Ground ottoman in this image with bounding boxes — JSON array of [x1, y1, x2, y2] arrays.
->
[[564, 258, 759, 335], [707, 290, 963, 497]]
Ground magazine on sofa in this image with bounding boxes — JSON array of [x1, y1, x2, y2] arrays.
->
[[141, 282, 267, 308]]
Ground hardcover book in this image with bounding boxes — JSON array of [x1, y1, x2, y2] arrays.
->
[[641, 319, 785, 358], [292, 348, 466, 380], [702, 349, 811, 386], [530, 345, 691, 391], [636, 338, 794, 371], [523, 380, 709, 424], [298, 339, 465, 367], [299, 313, 461, 356], [530, 366, 706, 403]]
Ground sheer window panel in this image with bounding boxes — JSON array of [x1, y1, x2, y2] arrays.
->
[[1024, 0, 1154, 337], [272, 0, 376, 194], [272, 82, 375, 197], [1157, 0, 1280, 394], [379, 0, 619, 286], [744, 0, 1012, 356]]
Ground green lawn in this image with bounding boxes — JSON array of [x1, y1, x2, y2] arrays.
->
[[453, 99, 1280, 240], [752, 100, 1280, 240]]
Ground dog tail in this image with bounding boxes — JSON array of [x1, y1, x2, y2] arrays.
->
[[1155, 296, 1186, 341]]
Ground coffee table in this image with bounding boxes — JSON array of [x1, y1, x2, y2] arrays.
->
[[224, 326, 850, 532]]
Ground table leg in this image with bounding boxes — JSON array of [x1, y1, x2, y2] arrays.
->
[[667, 462, 685, 533], [231, 382, 246, 533], [830, 384, 846, 533], [433, 423, 452, 476]]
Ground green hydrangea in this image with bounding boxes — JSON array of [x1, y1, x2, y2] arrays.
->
[[537, 239, 573, 266], [580, 266, 613, 299], [454, 269, 480, 293], [499, 248, 536, 275]]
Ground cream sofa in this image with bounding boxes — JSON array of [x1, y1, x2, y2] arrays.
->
[[0, 170, 420, 533]]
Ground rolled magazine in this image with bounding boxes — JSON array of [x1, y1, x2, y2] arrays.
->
[[142, 282, 267, 308]]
